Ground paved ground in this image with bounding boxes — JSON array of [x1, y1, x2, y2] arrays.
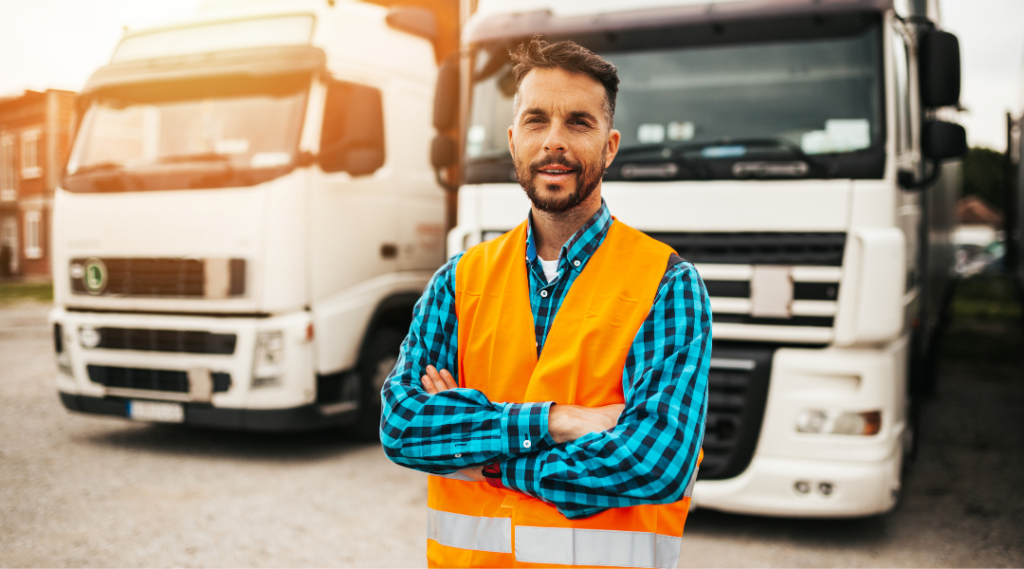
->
[[1, 299, 1022, 567]]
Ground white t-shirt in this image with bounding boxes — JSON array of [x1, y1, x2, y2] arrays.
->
[[539, 257, 560, 283]]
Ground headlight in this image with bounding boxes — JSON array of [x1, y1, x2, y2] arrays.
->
[[796, 410, 881, 436], [252, 331, 285, 388]]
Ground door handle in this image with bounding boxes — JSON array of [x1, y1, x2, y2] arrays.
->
[[380, 243, 398, 259]]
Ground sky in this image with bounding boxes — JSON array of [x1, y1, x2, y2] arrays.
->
[[0, 0, 1022, 151]]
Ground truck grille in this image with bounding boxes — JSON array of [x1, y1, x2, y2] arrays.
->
[[648, 232, 846, 266], [87, 365, 231, 393], [88, 327, 237, 355], [70, 257, 246, 298], [697, 344, 774, 480], [648, 232, 844, 331]]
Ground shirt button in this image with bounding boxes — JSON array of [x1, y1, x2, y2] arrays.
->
[[540, 290, 548, 298], [573, 260, 581, 267], [455, 453, 462, 458], [523, 439, 532, 449]]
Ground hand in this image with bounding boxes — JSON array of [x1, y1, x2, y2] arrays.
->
[[421, 365, 457, 394], [548, 403, 625, 444]]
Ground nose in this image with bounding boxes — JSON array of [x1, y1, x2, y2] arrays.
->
[[543, 122, 568, 153]]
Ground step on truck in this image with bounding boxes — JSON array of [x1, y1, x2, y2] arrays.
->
[[432, 0, 967, 517], [51, 0, 448, 434]]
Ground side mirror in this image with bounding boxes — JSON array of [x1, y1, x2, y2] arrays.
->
[[922, 120, 967, 161], [919, 30, 961, 108], [385, 6, 436, 40], [431, 134, 457, 169], [434, 55, 460, 131], [320, 80, 386, 176]]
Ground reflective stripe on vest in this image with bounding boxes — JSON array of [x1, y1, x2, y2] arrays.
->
[[516, 526, 682, 569], [427, 507, 682, 569], [427, 508, 512, 554]]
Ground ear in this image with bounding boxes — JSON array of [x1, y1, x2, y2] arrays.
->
[[604, 129, 621, 168], [508, 125, 515, 157]]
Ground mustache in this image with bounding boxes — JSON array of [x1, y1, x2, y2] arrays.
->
[[529, 156, 581, 174]]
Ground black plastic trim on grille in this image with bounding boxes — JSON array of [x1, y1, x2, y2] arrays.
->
[[54, 323, 64, 353], [703, 280, 750, 298], [70, 258, 246, 297], [92, 327, 237, 355], [704, 280, 840, 301], [648, 232, 846, 266], [87, 365, 231, 393], [698, 344, 774, 480], [793, 282, 840, 301], [713, 313, 834, 327]]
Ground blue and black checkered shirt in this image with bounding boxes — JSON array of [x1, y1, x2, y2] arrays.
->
[[380, 200, 710, 519]]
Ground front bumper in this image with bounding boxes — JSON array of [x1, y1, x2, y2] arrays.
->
[[50, 306, 327, 423], [693, 452, 900, 517], [694, 339, 909, 518], [58, 392, 356, 432]]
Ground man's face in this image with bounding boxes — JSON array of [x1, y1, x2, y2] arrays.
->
[[508, 67, 620, 214]]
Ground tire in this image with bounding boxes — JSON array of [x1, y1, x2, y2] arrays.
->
[[353, 328, 403, 440]]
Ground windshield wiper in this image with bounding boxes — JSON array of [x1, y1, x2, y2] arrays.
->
[[686, 137, 838, 178], [613, 144, 712, 180], [68, 162, 126, 176], [157, 152, 234, 165]]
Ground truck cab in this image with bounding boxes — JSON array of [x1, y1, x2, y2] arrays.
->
[[436, 0, 966, 516], [51, 0, 446, 433]]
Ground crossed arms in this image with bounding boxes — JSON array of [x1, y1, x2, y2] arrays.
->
[[379, 253, 711, 519]]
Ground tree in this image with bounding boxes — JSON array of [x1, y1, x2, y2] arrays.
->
[[962, 147, 1005, 213]]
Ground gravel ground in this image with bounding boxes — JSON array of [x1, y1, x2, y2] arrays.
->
[[1, 300, 1022, 567]]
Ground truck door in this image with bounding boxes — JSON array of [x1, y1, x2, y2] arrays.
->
[[309, 78, 396, 299]]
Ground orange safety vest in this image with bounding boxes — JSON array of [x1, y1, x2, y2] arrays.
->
[[427, 218, 702, 568]]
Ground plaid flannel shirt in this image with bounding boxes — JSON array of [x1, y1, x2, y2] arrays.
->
[[380, 200, 710, 519]]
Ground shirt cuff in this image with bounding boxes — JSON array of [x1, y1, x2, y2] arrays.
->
[[500, 401, 555, 455], [500, 453, 543, 498]]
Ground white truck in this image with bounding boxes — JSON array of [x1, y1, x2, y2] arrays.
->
[[433, 0, 966, 517], [50, 0, 447, 435]]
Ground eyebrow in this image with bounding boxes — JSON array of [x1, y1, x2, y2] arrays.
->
[[519, 108, 599, 124], [566, 111, 598, 123]]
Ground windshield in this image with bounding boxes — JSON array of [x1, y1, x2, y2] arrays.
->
[[466, 15, 884, 182], [65, 73, 309, 192]]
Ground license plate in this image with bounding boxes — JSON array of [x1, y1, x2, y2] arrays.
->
[[127, 400, 185, 423]]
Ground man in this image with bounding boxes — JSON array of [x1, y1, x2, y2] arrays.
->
[[381, 38, 710, 569]]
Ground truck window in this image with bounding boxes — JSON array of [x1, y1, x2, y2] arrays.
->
[[466, 16, 886, 181], [64, 73, 310, 192], [319, 80, 386, 176]]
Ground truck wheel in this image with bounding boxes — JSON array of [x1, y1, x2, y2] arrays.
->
[[354, 328, 403, 440]]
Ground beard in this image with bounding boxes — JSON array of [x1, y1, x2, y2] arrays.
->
[[513, 148, 607, 214]]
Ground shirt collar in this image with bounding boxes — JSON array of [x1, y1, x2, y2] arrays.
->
[[525, 199, 613, 272]]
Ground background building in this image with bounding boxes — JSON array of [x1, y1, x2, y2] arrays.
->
[[0, 89, 76, 278]]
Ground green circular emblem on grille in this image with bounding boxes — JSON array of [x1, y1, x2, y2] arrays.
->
[[83, 258, 107, 294]]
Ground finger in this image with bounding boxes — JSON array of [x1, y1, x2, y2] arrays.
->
[[425, 366, 450, 393], [421, 374, 438, 395], [439, 368, 458, 390]]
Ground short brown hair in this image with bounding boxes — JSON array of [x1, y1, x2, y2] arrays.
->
[[509, 37, 619, 127]]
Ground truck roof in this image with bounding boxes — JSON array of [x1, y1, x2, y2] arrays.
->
[[467, 0, 893, 44], [85, 0, 436, 94]]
